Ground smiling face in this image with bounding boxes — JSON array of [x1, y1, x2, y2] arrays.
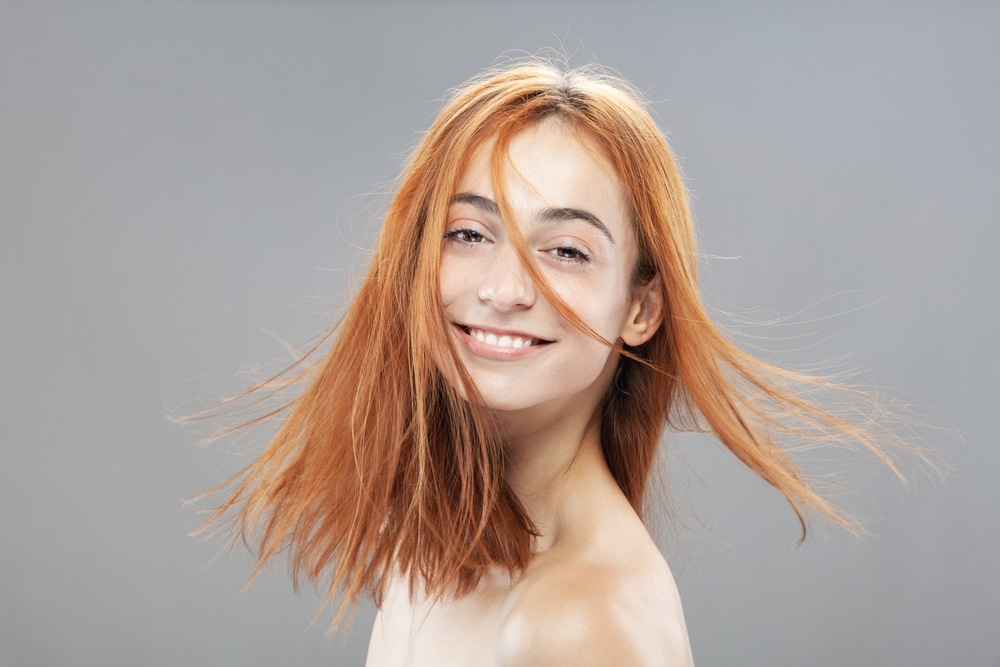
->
[[439, 117, 656, 417]]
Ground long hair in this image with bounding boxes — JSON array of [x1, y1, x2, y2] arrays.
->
[[198, 60, 920, 627]]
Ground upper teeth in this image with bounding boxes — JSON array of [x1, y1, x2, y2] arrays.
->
[[470, 328, 533, 349]]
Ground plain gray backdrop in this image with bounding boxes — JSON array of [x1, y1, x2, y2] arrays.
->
[[1, 2, 997, 666]]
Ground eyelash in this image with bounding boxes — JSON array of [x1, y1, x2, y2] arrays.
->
[[443, 228, 488, 244], [547, 246, 591, 264], [444, 228, 591, 265]]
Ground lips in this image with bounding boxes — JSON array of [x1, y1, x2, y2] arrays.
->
[[454, 323, 552, 358]]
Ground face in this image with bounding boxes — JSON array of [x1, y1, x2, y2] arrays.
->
[[439, 117, 656, 417]]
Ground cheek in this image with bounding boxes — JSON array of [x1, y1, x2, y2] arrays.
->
[[550, 274, 632, 343], [439, 251, 467, 309], [435, 261, 472, 400]]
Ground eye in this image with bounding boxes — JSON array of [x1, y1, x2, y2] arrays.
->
[[444, 228, 488, 244], [545, 245, 591, 264]]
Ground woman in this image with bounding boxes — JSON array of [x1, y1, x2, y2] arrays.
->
[[205, 61, 910, 666]]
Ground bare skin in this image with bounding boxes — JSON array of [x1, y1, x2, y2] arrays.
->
[[365, 119, 694, 667]]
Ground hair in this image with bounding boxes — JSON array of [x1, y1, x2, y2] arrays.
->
[[197, 59, 922, 628]]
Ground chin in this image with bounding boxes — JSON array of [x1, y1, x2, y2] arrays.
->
[[458, 378, 537, 413], [469, 371, 602, 416], [477, 394, 543, 413]]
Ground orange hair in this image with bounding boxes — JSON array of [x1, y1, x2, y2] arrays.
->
[[199, 60, 919, 628]]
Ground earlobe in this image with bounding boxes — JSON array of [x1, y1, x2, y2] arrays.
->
[[620, 275, 664, 347]]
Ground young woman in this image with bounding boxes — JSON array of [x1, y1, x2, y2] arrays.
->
[[206, 61, 910, 666]]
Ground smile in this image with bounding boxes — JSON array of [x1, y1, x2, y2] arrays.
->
[[454, 323, 552, 359]]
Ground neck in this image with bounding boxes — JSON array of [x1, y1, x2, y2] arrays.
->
[[497, 355, 624, 553]]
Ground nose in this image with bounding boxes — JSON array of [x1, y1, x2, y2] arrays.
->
[[477, 242, 536, 312]]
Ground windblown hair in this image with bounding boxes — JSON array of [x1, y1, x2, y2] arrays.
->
[[201, 60, 915, 627]]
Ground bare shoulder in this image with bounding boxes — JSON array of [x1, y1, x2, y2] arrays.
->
[[495, 528, 693, 667]]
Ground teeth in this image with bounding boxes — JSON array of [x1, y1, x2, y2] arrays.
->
[[469, 328, 534, 349]]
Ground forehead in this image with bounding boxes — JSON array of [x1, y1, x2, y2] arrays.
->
[[456, 118, 630, 233]]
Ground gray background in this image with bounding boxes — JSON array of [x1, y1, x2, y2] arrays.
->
[[1, 2, 997, 666]]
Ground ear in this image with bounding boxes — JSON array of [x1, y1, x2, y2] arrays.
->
[[620, 274, 664, 347]]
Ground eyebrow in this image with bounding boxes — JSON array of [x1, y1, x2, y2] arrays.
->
[[451, 192, 616, 244]]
